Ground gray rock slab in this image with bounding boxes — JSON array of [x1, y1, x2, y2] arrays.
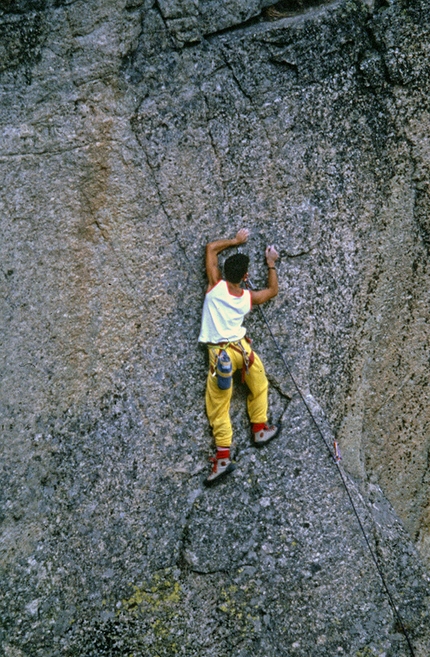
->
[[1, 0, 429, 654]]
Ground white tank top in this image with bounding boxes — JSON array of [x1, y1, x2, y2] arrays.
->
[[198, 279, 252, 343]]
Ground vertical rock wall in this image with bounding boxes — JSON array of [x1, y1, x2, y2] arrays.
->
[[1, 0, 429, 654]]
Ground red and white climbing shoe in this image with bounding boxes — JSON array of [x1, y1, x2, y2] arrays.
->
[[204, 454, 235, 487], [252, 422, 280, 447]]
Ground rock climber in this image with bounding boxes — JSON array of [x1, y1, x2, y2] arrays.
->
[[199, 228, 280, 485]]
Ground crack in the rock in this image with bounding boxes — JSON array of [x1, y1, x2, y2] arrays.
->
[[200, 90, 227, 206], [216, 44, 275, 155], [129, 114, 201, 285], [175, 516, 192, 573], [0, 140, 122, 160], [204, 13, 264, 44], [264, 0, 335, 19], [279, 247, 316, 258], [218, 46, 253, 104], [153, 0, 169, 31], [173, 1, 343, 48], [398, 131, 430, 256], [267, 376, 292, 404]]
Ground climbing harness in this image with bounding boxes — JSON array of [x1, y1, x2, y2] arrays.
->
[[244, 276, 416, 657], [209, 338, 255, 384]]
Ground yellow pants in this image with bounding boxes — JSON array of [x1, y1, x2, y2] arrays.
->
[[205, 339, 268, 448]]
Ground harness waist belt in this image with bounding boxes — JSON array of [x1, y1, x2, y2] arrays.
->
[[207, 339, 255, 381]]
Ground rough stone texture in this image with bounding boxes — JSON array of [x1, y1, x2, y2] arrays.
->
[[1, 0, 429, 655]]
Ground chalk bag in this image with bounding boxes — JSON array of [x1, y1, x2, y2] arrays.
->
[[216, 350, 232, 389]]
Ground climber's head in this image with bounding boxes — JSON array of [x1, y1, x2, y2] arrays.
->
[[224, 253, 249, 284]]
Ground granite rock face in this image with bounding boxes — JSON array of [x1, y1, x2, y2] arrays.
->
[[1, 0, 429, 655]]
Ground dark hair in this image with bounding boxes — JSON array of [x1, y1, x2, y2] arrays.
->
[[224, 253, 249, 284]]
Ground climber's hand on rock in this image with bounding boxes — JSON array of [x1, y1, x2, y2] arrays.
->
[[235, 228, 249, 245], [265, 245, 279, 266]]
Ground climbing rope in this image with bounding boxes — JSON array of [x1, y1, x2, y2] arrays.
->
[[244, 276, 416, 657]]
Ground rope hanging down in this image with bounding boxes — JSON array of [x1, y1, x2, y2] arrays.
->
[[244, 276, 416, 657]]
